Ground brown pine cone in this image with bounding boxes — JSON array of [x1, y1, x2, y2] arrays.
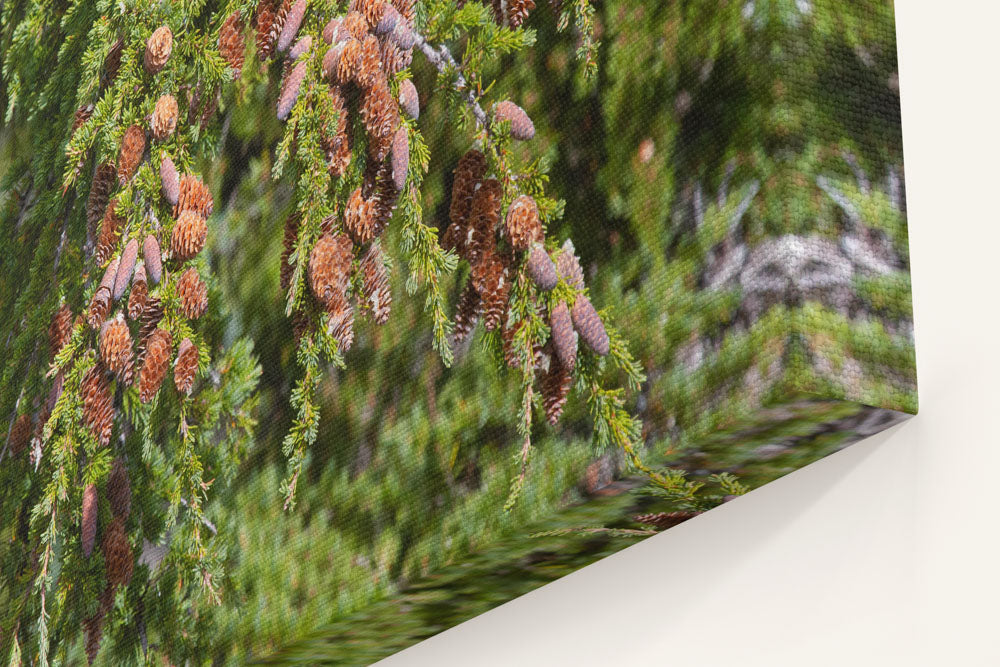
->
[[505, 194, 542, 251], [343, 187, 374, 244], [107, 457, 131, 520], [219, 12, 247, 78], [507, 0, 536, 27], [143, 234, 163, 284], [392, 0, 414, 24], [277, 0, 307, 52], [255, 0, 291, 60], [139, 328, 172, 403], [332, 38, 361, 82], [360, 77, 399, 159], [174, 173, 213, 219], [87, 163, 116, 237], [82, 483, 98, 557], [449, 149, 487, 233], [471, 253, 509, 331], [176, 267, 208, 320], [309, 233, 353, 306], [117, 125, 145, 185], [549, 300, 578, 371], [102, 517, 133, 590], [366, 167, 398, 237], [540, 350, 572, 425], [323, 17, 345, 44], [555, 240, 584, 290], [571, 295, 609, 356], [87, 286, 112, 330], [83, 607, 105, 665], [289, 34, 312, 60], [494, 100, 535, 141], [280, 214, 300, 291], [390, 127, 409, 192], [128, 263, 148, 320], [343, 10, 369, 39], [327, 300, 355, 351], [173, 337, 199, 395], [137, 297, 164, 358], [453, 283, 481, 344], [144, 25, 173, 74], [151, 94, 178, 141], [49, 303, 74, 358], [354, 0, 387, 27], [96, 199, 124, 265], [398, 78, 419, 119], [360, 242, 391, 324], [81, 364, 113, 446], [112, 237, 138, 301], [526, 243, 558, 290], [467, 178, 502, 265], [102, 37, 124, 90], [99, 315, 134, 382], [8, 413, 31, 458], [374, 4, 399, 35], [357, 34, 382, 89], [277, 60, 307, 121], [170, 210, 207, 261], [322, 87, 351, 177]]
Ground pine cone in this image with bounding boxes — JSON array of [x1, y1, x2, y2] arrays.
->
[[83, 608, 105, 665], [354, 0, 387, 27], [289, 35, 312, 60], [113, 237, 138, 301], [219, 12, 247, 78], [398, 78, 419, 119], [151, 94, 178, 141], [343, 187, 374, 244], [333, 39, 361, 83], [277, 60, 307, 121], [357, 34, 382, 89], [81, 364, 113, 446], [555, 240, 584, 290], [280, 214, 300, 291], [507, 0, 536, 27], [390, 19, 415, 50], [174, 337, 199, 395], [309, 233, 353, 306], [102, 517, 133, 590], [549, 300, 578, 371], [255, 0, 291, 60], [540, 351, 572, 425], [327, 300, 355, 351], [87, 287, 112, 330], [99, 316, 134, 383], [137, 297, 164, 357], [86, 163, 116, 237], [96, 200, 124, 265], [374, 4, 399, 34], [494, 100, 535, 141], [102, 37, 124, 91], [82, 483, 98, 557], [382, 38, 410, 77], [49, 303, 74, 358], [277, 0, 307, 53], [128, 264, 148, 320], [571, 295, 609, 356], [171, 210, 207, 261], [390, 127, 409, 192], [323, 17, 345, 44], [174, 173, 213, 218], [360, 242, 391, 324], [505, 194, 542, 251], [176, 267, 208, 319], [449, 149, 487, 233], [343, 10, 369, 39], [144, 25, 173, 74], [392, 0, 414, 24], [526, 243, 558, 290], [117, 125, 145, 185], [160, 154, 179, 206], [139, 328, 171, 403], [476, 254, 509, 331], [8, 413, 30, 458], [143, 234, 163, 285], [361, 77, 399, 160], [467, 178, 502, 265]]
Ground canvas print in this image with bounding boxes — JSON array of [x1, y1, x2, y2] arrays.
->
[[0, 0, 915, 664]]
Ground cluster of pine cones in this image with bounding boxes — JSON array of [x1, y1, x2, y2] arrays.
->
[[442, 144, 609, 424], [81, 458, 133, 664], [261, 0, 414, 348]]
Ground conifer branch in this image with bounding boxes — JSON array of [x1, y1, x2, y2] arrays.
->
[[412, 31, 492, 133]]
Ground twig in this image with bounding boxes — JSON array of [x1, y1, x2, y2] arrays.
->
[[412, 31, 492, 133]]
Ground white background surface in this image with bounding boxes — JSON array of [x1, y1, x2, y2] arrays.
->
[[382, 3, 1000, 665]]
